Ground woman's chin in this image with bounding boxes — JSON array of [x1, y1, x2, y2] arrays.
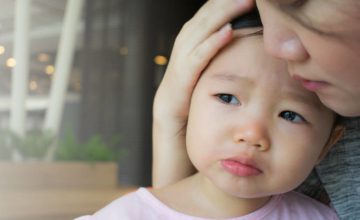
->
[[318, 93, 360, 117]]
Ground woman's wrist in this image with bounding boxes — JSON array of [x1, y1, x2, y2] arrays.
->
[[152, 117, 195, 188]]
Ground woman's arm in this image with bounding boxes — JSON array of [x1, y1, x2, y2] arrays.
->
[[152, 0, 255, 188]]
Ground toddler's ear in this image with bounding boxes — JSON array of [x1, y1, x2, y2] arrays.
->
[[317, 125, 345, 163]]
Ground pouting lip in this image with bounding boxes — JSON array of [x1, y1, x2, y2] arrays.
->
[[222, 157, 262, 172]]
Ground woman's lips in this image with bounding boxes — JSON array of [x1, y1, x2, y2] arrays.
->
[[221, 159, 262, 177], [292, 75, 328, 92]]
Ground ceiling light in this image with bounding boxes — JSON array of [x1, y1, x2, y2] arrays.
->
[[154, 55, 168, 66], [6, 58, 16, 68]]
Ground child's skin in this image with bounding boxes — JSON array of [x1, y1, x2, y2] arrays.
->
[[150, 31, 342, 218]]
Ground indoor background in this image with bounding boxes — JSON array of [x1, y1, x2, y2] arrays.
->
[[0, 0, 205, 219]]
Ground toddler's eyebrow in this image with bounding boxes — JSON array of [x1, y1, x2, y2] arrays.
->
[[210, 73, 253, 84]]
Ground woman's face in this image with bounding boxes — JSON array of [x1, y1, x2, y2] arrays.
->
[[256, 0, 360, 116]]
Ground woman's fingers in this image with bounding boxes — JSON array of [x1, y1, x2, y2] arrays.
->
[[172, 0, 255, 86], [158, 24, 233, 121], [187, 24, 233, 81], [181, 0, 254, 49], [155, 0, 255, 120], [172, 24, 233, 91]]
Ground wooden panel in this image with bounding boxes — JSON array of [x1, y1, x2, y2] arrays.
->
[[0, 162, 118, 189]]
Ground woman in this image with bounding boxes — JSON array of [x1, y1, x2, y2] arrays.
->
[[152, 0, 360, 219]]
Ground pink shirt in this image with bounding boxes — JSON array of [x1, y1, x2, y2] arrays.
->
[[76, 188, 338, 220]]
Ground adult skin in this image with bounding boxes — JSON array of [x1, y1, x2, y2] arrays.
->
[[152, 0, 360, 218], [256, 0, 360, 117]]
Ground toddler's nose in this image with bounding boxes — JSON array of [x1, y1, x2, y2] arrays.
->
[[233, 119, 270, 151]]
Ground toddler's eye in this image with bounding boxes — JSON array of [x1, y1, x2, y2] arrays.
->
[[279, 111, 306, 123], [216, 94, 240, 105]]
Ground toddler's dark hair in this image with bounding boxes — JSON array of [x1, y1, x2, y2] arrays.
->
[[231, 7, 262, 30]]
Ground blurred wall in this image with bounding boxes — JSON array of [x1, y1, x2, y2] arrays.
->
[[79, 0, 205, 186]]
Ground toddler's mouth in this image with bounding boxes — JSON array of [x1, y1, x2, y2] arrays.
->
[[221, 158, 262, 177]]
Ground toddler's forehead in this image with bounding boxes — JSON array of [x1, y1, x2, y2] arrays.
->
[[205, 35, 283, 81], [203, 35, 326, 107]]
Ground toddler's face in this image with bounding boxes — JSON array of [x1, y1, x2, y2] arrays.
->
[[186, 35, 335, 198]]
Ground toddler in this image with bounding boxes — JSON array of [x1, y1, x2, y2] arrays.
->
[[76, 28, 342, 220]]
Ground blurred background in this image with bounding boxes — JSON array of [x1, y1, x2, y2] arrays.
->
[[0, 0, 205, 219]]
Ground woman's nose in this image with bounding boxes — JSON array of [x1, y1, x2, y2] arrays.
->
[[233, 119, 270, 152], [259, 6, 309, 62], [263, 26, 309, 62]]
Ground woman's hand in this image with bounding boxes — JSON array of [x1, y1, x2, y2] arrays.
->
[[152, 0, 255, 188]]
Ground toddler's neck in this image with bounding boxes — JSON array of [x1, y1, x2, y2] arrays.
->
[[150, 173, 271, 218]]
